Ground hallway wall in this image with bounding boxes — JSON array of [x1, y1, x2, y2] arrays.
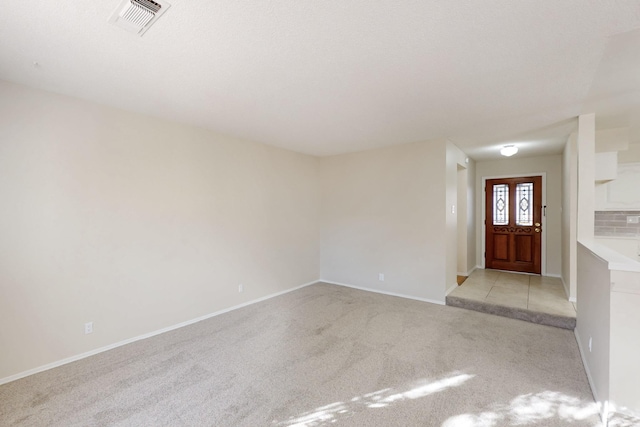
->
[[562, 134, 578, 300]]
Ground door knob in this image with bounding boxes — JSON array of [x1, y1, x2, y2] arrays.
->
[[535, 222, 541, 227], [535, 228, 541, 233]]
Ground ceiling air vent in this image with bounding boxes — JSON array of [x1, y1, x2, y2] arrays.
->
[[109, 0, 171, 36]]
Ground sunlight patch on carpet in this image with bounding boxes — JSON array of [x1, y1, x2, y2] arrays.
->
[[278, 372, 475, 426], [441, 390, 600, 427]]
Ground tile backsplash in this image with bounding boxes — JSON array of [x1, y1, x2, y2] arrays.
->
[[595, 211, 640, 237]]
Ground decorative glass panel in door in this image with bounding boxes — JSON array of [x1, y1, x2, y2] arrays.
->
[[516, 182, 533, 226], [492, 184, 509, 225]]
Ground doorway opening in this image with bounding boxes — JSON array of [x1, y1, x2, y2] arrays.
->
[[457, 165, 468, 284]]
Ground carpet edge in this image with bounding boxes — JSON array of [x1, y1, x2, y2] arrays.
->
[[320, 279, 446, 306]]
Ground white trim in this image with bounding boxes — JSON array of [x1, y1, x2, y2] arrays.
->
[[481, 173, 548, 275], [574, 328, 607, 425], [457, 266, 477, 277], [321, 280, 445, 306], [478, 267, 540, 276], [446, 282, 458, 296], [0, 280, 319, 386]]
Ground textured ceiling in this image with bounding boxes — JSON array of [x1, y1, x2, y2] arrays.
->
[[1, 1, 640, 159]]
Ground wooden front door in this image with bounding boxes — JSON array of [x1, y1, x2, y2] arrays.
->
[[485, 176, 542, 274]]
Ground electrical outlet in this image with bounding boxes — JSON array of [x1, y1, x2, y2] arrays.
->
[[238, 283, 243, 293], [84, 322, 93, 335], [589, 337, 592, 352], [379, 273, 384, 281]]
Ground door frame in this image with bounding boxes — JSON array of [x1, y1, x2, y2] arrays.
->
[[481, 172, 547, 275]]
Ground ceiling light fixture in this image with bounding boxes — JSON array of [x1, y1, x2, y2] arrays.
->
[[500, 145, 518, 157]]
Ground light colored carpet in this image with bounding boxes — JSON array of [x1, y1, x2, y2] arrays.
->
[[0, 283, 602, 426]]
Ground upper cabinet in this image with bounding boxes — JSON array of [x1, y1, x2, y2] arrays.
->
[[596, 162, 640, 210]]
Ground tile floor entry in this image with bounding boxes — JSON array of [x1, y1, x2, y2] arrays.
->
[[449, 269, 576, 319]]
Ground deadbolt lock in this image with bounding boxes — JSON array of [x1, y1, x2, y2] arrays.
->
[[535, 222, 541, 227]]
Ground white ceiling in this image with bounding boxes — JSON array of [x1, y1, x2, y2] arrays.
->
[[1, 1, 640, 159]]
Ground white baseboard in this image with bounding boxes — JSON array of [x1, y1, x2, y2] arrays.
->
[[320, 280, 445, 306], [574, 328, 606, 424], [0, 279, 319, 386]]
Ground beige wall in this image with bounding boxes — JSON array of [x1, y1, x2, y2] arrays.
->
[[475, 154, 563, 276], [610, 270, 640, 415], [576, 243, 611, 411], [0, 81, 320, 380], [0, 80, 474, 382], [576, 244, 640, 419], [577, 114, 596, 240], [562, 133, 578, 300], [319, 140, 448, 302]]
